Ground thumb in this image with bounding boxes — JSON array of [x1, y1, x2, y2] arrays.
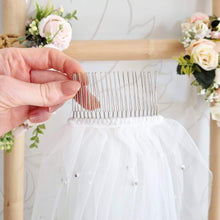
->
[[0, 76, 81, 108]]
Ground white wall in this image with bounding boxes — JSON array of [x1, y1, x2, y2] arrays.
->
[[0, 0, 212, 219]]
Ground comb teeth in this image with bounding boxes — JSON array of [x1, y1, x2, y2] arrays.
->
[[72, 71, 158, 119]]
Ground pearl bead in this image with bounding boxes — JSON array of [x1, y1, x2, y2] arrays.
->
[[74, 173, 80, 178], [61, 178, 68, 185], [181, 164, 185, 170], [132, 180, 138, 186]]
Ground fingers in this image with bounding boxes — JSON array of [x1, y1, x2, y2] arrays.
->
[[75, 86, 101, 110], [29, 107, 51, 123], [0, 75, 81, 108], [19, 47, 87, 85], [48, 102, 65, 113], [28, 102, 65, 123], [31, 70, 100, 110], [0, 106, 29, 136], [30, 70, 68, 83], [31, 69, 88, 86]]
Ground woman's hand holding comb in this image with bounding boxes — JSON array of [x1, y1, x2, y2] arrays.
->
[[0, 47, 99, 136]]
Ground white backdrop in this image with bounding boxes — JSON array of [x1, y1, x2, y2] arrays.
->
[[0, 0, 212, 219]]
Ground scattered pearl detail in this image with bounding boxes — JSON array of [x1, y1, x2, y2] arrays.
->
[[181, 164, 186, 170]]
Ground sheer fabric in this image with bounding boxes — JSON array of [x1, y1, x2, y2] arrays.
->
[[31, 116, 211, 220]]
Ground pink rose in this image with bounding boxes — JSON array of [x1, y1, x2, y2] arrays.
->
[[188, 12, 209, 23], [39, 15, 72, 51], [186, 39, 216, 54]]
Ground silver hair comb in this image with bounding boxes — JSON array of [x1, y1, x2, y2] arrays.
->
[[72, 71, 158, 119]]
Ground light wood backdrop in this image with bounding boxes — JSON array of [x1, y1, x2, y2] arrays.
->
[[2, 0, 219, 220]]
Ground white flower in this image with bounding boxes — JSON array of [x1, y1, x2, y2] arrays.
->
[[192, 21, 209, 39], [59, 6, 64, 13], [191, 43, 218, 71], [181, 22, 192, 32], [200, 89, 206, 95], [214, 83, 219, 89], [32, 26, 37, 31], [38, 15, 72, 51]]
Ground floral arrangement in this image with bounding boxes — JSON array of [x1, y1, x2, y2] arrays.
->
[[176, 12, 220, 126], [19, 0, 77, 50], [0, 0, 77, 152]]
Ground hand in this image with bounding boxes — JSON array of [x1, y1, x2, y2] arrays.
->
[[0, 47, 85, 136]]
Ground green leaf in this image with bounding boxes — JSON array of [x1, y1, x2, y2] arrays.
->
[[0, 131, 14, 153], [72, 10, 78, 20], [42, 0, 54, 18], [176, 64, 183, 75], [175, 55, 195, 76], [30, 143, 38, 148], [190, 55, 194, 63], [64, 13, 72, 20], [38, 124, 46, 129], [193, 67, 216, 89], [35, 136, 40, 143], [64, 10, 78, 20], [32, 129, 37, 135], [194, 64, 201, 73], [6, 148, 12, 153], [34, 0, 55, 21], [35, 0, 41, 20], [17, 36, 26, 43], [29, 123, 46, 149], [30, 136, 37, 141], [37, 129, 44, 134]]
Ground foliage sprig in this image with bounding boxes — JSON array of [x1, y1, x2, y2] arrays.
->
[[30, 124, 46, 149], [0, 131, 14, 153]]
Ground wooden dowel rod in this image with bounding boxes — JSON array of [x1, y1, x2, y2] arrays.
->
[[3, 0, 26, 220], [209, 1, 220, 220], [64, 39, 220, 61], [64, 39, 184, 60]]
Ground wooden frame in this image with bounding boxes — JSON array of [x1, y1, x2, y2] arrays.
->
[[2, 0, 220, 219]]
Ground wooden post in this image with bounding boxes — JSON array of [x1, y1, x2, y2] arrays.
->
[[3, 0, 26, 220], [209, 1, 220, 220], [4, 135, 25, 220]]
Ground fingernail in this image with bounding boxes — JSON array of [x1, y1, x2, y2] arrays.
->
[[29, 111, 50, 123], [61, 81, 81, 96], [48, 103, 63, 113], [29, 112, 41, 122]]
